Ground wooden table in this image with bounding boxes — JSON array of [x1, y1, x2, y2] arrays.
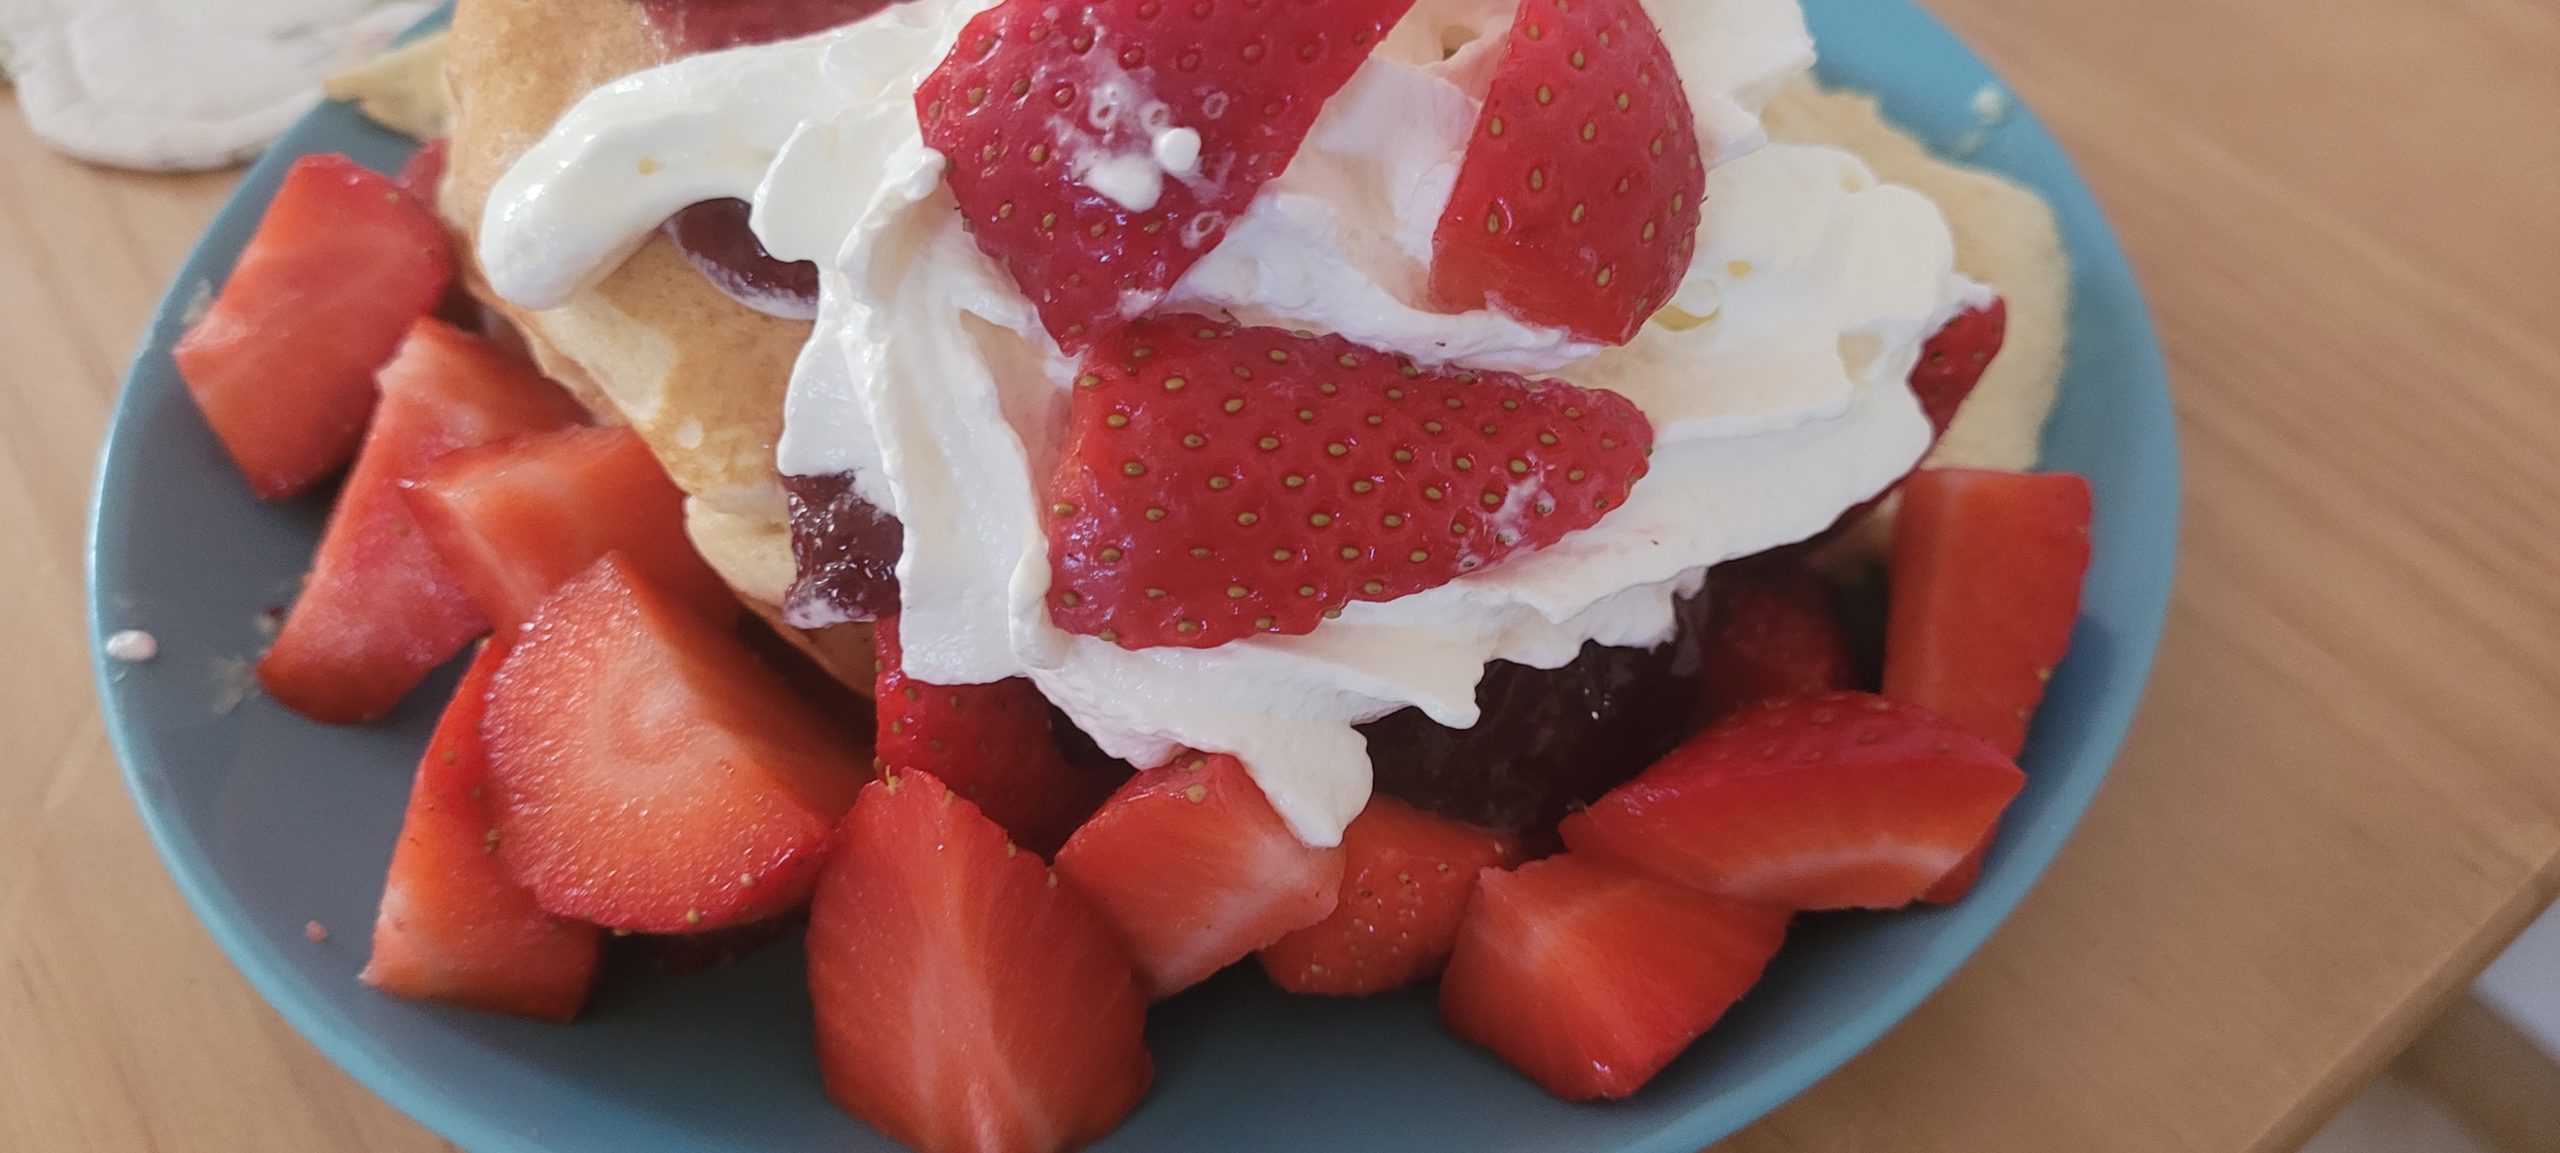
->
[[5, 1, 2556, 1149]]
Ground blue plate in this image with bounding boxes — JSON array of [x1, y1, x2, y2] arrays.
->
[[89, 3, 2177, 1150]]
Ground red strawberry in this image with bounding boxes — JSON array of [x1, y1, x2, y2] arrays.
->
[[1046, 317, 1652, 650], [915, 0, 1414, 347], [1439, 855, 1788, 1101], [1908, 299, 2008, 436], [397, 138, 449, 204], [1884, 468, 2092, 758], [360, 641, 602, 1020], [1054, 753, 1344, 998], [873, 617, 1126, 856], [1560, 692, 2023, 910], [258, 318, 586, 723], [175, 154, 453, 499], [1428, 0, 1703, 345], [483, 554, 870, 933], [1256, 796, 1518, 996], [638, 0, 903, 55], [1699, 556, 1857, 721], [402, 424, 737, 637], [1919, 848, 1986, 906], [809, 772, 1152, 1153]]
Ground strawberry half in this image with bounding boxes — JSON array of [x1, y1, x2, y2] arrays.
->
[[1429, 0, 1703, 345], [1257, 796, 1518, 997], [1054, 753, 1344, 998], [483, 554, 870, 933], [1885, 468, 2093, 758], [1439, 855, 1788, 1101], [916, 0, 1415, 347], [402, 424, 737, 638], [1908, 299, 2008, 437], [175, 154, 454, 499], [257, 318, 586, 723], [1047, 317, 1652, 650], [808, 772, 1153, 1153], [874, 617, 1126, 856], [1560, 692, 2024, 910], [360, 641, 602, 1020], [1699, 556, 1857, 722]]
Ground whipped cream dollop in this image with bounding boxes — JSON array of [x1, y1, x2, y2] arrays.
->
[[480, 0, 1973, 845]]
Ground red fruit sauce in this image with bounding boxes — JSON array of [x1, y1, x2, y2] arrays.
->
[[781, 472, 903, 628]]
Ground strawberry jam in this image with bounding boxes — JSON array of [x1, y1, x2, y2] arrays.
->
[[634, 0, 901, 54], [782, 472, 902, 628], [662, 199, 818, 319]]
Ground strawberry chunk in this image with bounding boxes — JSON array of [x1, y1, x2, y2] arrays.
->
[[257, 319, 585, 723], [1054, 753, 1344, 998], [1699, 556, 1857, 721], [873, 617, 1125, 856], [483, 554, 870, 932], [1257, 796, 1518, 996], [1429, 0, 1703, 345], [1908, 299, 2008, 437], [175, 154, 454, 498], [1047, 317, 1652, 649], [1560, 692, 2024, 910], [360, 642, 603, 1020], [397, 138, 449, 204], [402, 425, 737, 637], [809, 772, 1152, 1153], [916, 0, 1415, 347], [1884, 468, 2093, 758], [1439, 855, 1788, 1101]]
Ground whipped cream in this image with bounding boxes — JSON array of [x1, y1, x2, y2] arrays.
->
[[480, 0, 1971, 845]]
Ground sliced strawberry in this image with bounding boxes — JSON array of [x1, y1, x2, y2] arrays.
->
[[258, 318, 585, 723], [1439, 855, 1788, 1101], [1429, 0, 1703, 345], [916, 0, 1415, 347], [1884, 468, 2093, 758], [1908, 299, 2008, 437], [360, 641, 602, 1020], [1054, 753, 1344, 998], [397, 138, 449, 204], [809, 772, 1152, 1153], [1919, 848, 1987, 906], [1256, 796, 1518, 996], [1047, 317, 1652, 650], [1699, 556, 1857, 721], [174, 154, 454, 498], [638, 0, 902, 55], [402, 424, 737, 637], [483, 554, 870, 932], [1560, 692, 2023, 910], [874, 617, 1125, 856]]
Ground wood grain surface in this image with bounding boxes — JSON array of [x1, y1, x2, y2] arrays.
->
[[4, 1, 2556, 1150]]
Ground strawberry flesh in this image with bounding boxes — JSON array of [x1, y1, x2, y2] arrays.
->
[[635, 0, 903, 54], [257, 318, 586, 723], [1047, 316, 1652, 650], [1908, 299, 2008, 436], [1430, 0, 1703, 345], [916, 0, 1416, 347], [175, 154, 453, 499], [483, 554, 870, 932], [1439, 855, 1788, 1101], [809, 772, 1153, 1153], [361, 641, 603, 1020], [1055, 753, 1344, 998], [402, 424, 738, 637], [1885, 468, 2092, 758], [1560, 691, 2024, 910], [1257, 796, 1518, 996], [874, 617, 1127, 856], [1698, 556, 1857, 722]]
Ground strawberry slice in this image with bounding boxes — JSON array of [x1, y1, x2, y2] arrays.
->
[[1439, 855, 1788, 1101], [809, 772, 1153, 1153], [174, 154, 454, 499], [1256, 796, 1518, 997], [874, 617, 1126, 856], [916, 0, 1415, 347], [1908, 299, 2008, 436], [402, 424, 737, 637], [1885, 468, 2093, 758], [397, 138, 449, 204], [1054, 753, 1344, 998], [1429, 0, 1703, 345], [1699, 556, 1857, 722], [1560, 692, 2024, 910], [258, 318, 586, 723], [360, 641, 603, 1020], [1047, 317, 1652, 650], [483, 554, 870, 932]]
